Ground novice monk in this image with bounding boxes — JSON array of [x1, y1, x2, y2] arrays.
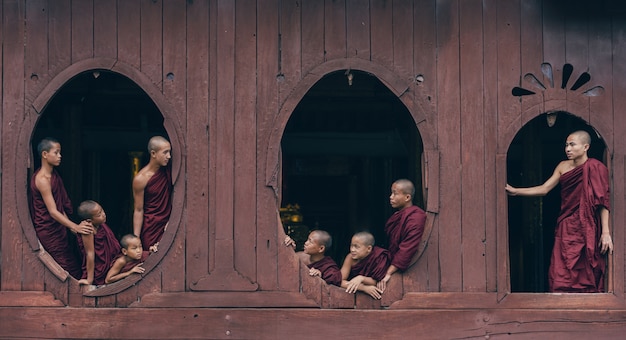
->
[[105, 234, 148, 284], [29, 137, 93, 279], [378, 179, 427, 291], [506, 130, 613, 292], [76, 200, 121, 285], [340, 231, 390, 299], [133, 136, 173, 252], [284, 230, 342, 286]]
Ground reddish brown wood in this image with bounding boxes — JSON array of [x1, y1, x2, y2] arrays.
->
[[370, 0, 393, 68], [117, 0, 140, 68], [94, 0, 117, 59], [346, 0, 370, 59], [48, 0, 71, 72], [392, 0, 412, 76], [300, 0, 324, 75], [520, 0, 545, 124], [24, 0, 47, 106], [278, 0, 302, 103], [140, 0, 163, 88], [324, 0, 346, 61], [0, 291, 63, 307], [70, 0, 93, 62]]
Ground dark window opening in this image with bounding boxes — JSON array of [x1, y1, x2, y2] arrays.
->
[[281, 70, 424, 265], [506, 111, 607, 292]]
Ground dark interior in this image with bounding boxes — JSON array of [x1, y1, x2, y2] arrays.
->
[[507, 112, 607, 292], [281, 70, 424, 263]]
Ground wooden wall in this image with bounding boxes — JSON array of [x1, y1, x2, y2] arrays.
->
[[1, 0, 626, 338]]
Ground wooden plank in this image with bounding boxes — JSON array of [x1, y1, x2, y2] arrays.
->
[[93, 0, 117, 59], [1, 0, 25, 292], [541, 0, 566, 108], [370, 0, 393, 68], [0, 1, 3, 291], [70, 0, 93, 62], [48, 0, 71, 71], [346, 0, 369, 59], [185, 0, 210, 288], [134, 291, 318, 308], [324, 0, 346, 61], [233, 0, 258, 283], [482, 0, 498, 293], [1, 307, 626, 339], [459, 0, 486, 292], [520, 0, 545, 124], [435, 0, 462, 292], [0, 291, 64, 307], [278, 0, 302, 103], [300, 0, 324, 75], [140, 0, 163, 88], [392, 0, 412, 77], [564, 4, 590, 120], [117, 0, 141, 68], [25, 0, 48, 105]]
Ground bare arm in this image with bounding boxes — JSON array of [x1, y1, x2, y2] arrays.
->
[[132, 175, 147, 237], [35, 176, 93, 235], [105, 258, 145, 284], [506, 162, 565, 197], [79, 233, 95, 285], [599, 207, 613, 254]]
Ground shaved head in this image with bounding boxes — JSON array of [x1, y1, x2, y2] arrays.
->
[[148, 136, 170, 152], [569, 130, 591, 145], [353, 231, 375, 246], [393, 179, 415, 197]]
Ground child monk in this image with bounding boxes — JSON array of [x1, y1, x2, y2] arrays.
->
[[284, 230, 342, 286], [76, 200, 121, 285], [340, 231, 390, 299], [105, 234, 148, 284]]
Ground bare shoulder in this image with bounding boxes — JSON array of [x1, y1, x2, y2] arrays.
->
[[34, 171, 51, 191], [133, 167, 153, 188], [555, 160, 574, 175]]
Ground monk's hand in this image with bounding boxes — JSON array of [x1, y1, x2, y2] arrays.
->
[[362, 285, 383, 300], [599, 233, 614, 254], [377, 274, 391, 292], [74, 220, 94, 235], [505, 184, 517, 196], [345, 276, 365, 294], [284, 236, 296, 248], [150, 242, 159, 253], [77, 279, 90, 285], [308, 268, 321, 277], [131, 263, 145, 274]]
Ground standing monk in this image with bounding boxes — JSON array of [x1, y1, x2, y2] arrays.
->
[[29, 138, 94, 279], [378, 179, 427, 291], [506, 130, 613, 292], [133, 136, 173, 252]]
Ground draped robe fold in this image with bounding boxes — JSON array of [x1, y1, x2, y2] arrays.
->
[[140, 166, 172, 249], [385, 205, 427, 272], [349, 246, 390, 282], [29, 168, 82, 279], [120, 251, 150, 274], [77, 223, 121, 285], [549, 158, 610, 292], [309, 256, 342, 286]]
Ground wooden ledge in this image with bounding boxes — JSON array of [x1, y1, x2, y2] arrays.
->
[[0, 291, 64, 307]]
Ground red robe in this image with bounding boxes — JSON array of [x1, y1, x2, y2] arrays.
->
[[385, 205, 427, 271], [77, 223, 121, 285], [349, 246, 390, 282], [29, 168, 82, 279], [140, 166, 172, 249], [309, 256, 342, 286], [549, 158, 610, 293], [120, 251, 150, 274]]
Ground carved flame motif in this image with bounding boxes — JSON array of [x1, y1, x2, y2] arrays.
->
[[512, 63, 604, 97]]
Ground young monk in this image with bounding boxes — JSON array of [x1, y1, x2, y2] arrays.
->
[[506, 130, 613, 293], [105, 234, 148, 284], [76, 200, 121, 286], [133, 136, 173, 252], [378, 179, 427, 292], [340, 231, 390, 299], [284, 230, 342, 286], [29, 137, 93, 279]]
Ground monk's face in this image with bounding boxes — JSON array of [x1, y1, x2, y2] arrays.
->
[[42, 142, 62, 167], [123, 237, 143, 260], [565, 134, 588, 161], [303, 231, 326, 255], [389, 183, 411, 209], [152, 142, 172, 167], [89, 203, 107, 226], [349, 236, 372, 261]]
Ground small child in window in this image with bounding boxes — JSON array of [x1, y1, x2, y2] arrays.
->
[[105, 234, 149, 284]]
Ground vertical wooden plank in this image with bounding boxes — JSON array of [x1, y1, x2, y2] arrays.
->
[[520, 0, 544, 124], [140, 0, 163, 88], [1, 0, 25, 292], [564, 5, 589, 120], [117, 0, 141, 68], [436, 0, 462, 292], [459, 0, 485, 292], [71, 0, 93, 62], [233, 0, 257, 282], [370, 0, 393, 68], [278, 0, 302, 103], [93, 0, 117, 59], [587, 14, 613, 148], [346, 0, 369, 59], [44, 270, 69, 305], [541, 0, 566, 109], [482, 0, 499, 293], [392, 0, 412, 77], [324, 0, 346, 61], [185, 0, 210, 288], [0, 0, 3, 291], [25, 0, 47, 105], [301, 0, 324, 75], [257, 0, 285, 290], [48, 0, 71, 72]]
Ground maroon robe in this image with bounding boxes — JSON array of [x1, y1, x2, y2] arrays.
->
[[29, 168, 82, 279], [549, 158, 610, 293], [385, 205, 427, 271], [349, 246, 390, 282], [120, 251, 150, 274], [77, 223, 121, 285], [140, 165, 172, 249], [309, 256, 342, 286]]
